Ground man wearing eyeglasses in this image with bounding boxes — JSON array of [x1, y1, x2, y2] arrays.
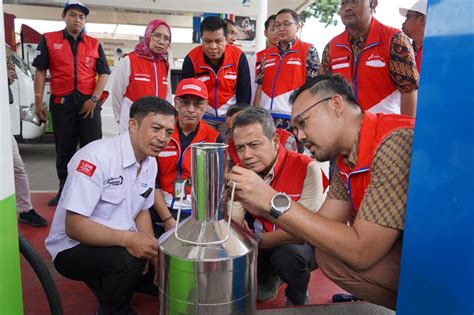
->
[[227, 74, 415, 310], [150, 78, 224, 236], [253, 8, 320, 131], [319, 0, 419, 117], [400, 0, 427, 74], [182, 16, 251, 140]]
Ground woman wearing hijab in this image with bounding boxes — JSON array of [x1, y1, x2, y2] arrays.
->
[[112, 19, 172, 133]]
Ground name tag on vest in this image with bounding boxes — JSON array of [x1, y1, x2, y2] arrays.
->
[[158, 151, 177, 157], [198, 76, 210, 82], [287, 60, 302, 66], [365, 60, 386, 67], [332, 62, 350, 70], [224, 74, 237, 80]]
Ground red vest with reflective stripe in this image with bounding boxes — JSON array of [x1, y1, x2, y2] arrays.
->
[[157, 122, 220, 196], [260, 38, 311, 118], [125, 52, 169, 102], [187, 45, 242, 118], [337, 112, 414, 213], [255, 49, 266, 77], [255, 147, 312, 232], [45, 30, 99, 96], [329, 18, 399, 113]]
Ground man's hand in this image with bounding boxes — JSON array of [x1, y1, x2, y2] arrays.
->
[[35, 103, 48, 122], [80, 98, 97, 119], [142, 257, 160, 286], [225, 165, 276, 217], [164, 218, 177, 231], [152, 257, 159, 286], [122, 231, 158, 260]]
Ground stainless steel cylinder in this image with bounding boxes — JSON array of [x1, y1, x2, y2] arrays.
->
[[158, 142, 257, 315], [190, 143, 228, 222]]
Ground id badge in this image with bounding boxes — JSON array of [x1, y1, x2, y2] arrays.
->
[[173, 179, 187, 199]]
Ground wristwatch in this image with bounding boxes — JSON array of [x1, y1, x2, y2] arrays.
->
[[90, 95, 99, 103], [269, 192, 291, 219]]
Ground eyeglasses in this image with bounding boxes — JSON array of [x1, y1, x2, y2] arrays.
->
[[293, 97, 332, 130], [274, 22, 297, 29], [151, 32, 171, 44], [176, 97, 207, 108]]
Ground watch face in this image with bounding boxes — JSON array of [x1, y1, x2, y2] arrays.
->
[[273, 193, 290, 211]]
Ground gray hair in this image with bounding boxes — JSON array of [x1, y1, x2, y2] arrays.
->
[[232, 107, 276, 140]]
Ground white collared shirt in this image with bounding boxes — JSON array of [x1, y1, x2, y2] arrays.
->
[[45, 132, 157, 260]]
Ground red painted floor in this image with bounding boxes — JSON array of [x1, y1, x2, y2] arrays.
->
[[19, 193, 348, 314]]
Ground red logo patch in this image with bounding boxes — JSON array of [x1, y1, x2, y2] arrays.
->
[[76, 160, 96, 177]]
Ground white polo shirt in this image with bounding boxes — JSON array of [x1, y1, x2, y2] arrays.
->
[[45, 132, 157, 260]]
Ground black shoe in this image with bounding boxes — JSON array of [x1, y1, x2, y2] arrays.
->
[[18, 209, 47, 227], [332, 293, 361, 303], [48, 194, 60, 207]]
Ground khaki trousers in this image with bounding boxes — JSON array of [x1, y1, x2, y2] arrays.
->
[[316, 238, 402, 310]]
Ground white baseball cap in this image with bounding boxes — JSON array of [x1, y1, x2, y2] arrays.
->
[[400, 0, 427, 17]]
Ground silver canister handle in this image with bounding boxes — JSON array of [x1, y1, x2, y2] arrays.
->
[[175, 180, 236, 246]]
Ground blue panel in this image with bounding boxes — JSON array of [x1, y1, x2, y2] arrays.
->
[[397, 0, 474, 314]]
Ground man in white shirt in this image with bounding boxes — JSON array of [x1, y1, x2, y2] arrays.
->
[[45, 96, 176, 315]]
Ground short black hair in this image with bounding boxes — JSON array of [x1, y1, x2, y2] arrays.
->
[[290, 74, 359, 108], [232, 107, 275, 140], [129, 96, 177, 123], [225, 103, 250, 118], [200, 16, 227, 37], [264, 15, 277, 31], [276, 8, 300, 24]]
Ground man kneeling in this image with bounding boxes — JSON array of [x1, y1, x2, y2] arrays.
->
[[231, 107, 326, 305], [45, 96, 177, 314]]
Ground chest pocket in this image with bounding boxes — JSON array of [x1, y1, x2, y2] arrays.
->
[[97, 188, 126, 220]]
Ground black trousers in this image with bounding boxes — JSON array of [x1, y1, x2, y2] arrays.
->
[[50, 95, 102, 193], [54, 245, 157, 315], [259, 243, 317, 305]]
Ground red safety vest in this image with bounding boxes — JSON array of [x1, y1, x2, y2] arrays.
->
[[124, 52, 169, 101], [337, 112, 414, 213], [260, 38, 311, 119], [187, 45, 242, 120], [329, 18, 400, 114], [44, 30, 99, 96], [157, 122, 220, 208], [254, 147, 312, 232]]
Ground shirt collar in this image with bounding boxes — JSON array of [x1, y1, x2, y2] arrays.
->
[[261, 147, 286, 183], [120, 132, 150, 171], [63, 28, 84, 41], [278, 38, 297, 53]]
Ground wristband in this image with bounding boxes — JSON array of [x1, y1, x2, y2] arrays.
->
[[162, 215, 173, 223]]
